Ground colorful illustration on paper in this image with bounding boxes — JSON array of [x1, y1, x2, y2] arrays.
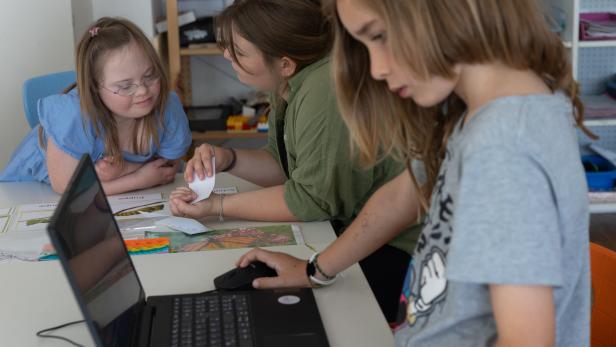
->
[[147, 225, 297, 252]]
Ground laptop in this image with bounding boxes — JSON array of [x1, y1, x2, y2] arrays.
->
[[47, 154, 330, 347]]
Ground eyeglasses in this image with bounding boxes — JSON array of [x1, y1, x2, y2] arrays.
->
[[101, 73, 160, 97]]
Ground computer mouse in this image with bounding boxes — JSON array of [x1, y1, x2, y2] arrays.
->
[[213, 261, 277, 291]]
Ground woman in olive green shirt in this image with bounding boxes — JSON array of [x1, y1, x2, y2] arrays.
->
[[169, 0, 420, 323]]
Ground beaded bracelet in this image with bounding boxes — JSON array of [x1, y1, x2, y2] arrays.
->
[[310, 252, 337, 282], [218, 194, 224, 222]]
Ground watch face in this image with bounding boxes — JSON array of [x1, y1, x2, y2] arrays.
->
[[306, 261, 316, 277]]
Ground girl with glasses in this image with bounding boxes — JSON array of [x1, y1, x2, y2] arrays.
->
[[1, 17, 192, 195]]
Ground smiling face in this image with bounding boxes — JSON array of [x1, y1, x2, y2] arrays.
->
[[97, 41, 161, 121], [336, 0, 458, 107], [222, 26, 284, 93]]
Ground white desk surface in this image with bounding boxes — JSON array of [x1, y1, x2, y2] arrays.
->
[[0, 174, 394, 347]]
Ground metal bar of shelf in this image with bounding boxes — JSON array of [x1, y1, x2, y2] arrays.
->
[[584, 119, 616, 126], [590, 202, 616, 214], [579, 40, 616, 48]]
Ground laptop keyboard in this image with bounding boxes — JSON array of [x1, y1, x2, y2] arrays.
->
[[170, 294, 253, 347]]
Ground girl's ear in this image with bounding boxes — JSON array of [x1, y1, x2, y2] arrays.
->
[[279, 57, 298, 78]]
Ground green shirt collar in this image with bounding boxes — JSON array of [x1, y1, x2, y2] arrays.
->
[[286, 56, 330, 103]]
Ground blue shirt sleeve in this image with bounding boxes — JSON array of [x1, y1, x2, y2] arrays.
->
[[38, 91, 99, 160], [156, 92, 191, 160]]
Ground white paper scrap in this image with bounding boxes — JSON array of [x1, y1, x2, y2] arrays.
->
[[189, 157, 216, 204], [155, 216, 210, 235]]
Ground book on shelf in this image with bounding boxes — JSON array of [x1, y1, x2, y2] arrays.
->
[[155, 11, 197, 34], [580, 13, 616, 40], [581, 94, 616, 119], [589, 190, 616, 204]]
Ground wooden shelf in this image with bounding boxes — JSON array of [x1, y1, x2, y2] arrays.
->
[[192, 131, 268, 142], [180, 45, 222, 56], [167, 0, 223, 105]]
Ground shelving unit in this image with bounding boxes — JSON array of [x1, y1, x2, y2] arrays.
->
[[166, 0, 223, 106], [164, 0, 268, 144], [546, 0, 616, 213]]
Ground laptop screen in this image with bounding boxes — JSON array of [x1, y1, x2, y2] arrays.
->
[[48, 156, 145, 346]]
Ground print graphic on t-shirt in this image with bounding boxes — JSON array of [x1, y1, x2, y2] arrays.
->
[[406, 248, 447, 325], [399, 149, 454, 328]]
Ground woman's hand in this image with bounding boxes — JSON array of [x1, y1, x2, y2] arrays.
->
[[135, 158, 177, 188], [236, 248, 311, 289], [169, 187, 216, 218], [185, 144, 234, 182], [95, 157, 124, 181]]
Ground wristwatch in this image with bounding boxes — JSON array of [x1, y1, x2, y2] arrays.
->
[[305, 253, 338, 287], [305, 259, 322, 288]]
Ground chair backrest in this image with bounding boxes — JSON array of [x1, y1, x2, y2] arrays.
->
[[590, 242, 616, 347], [22, 71, 77, 128]]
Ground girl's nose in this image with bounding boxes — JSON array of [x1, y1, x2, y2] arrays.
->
[[369, 49, 391, 81]]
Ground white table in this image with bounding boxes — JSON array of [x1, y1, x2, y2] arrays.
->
[[0, 174, 394, 347]]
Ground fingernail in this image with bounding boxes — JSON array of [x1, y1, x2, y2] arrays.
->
[[252, 280, 259, 288]]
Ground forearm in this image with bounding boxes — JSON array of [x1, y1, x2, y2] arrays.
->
[[219, 185, 298, 221], [95, 160, 144, 182], [117, 161, 145, 177], [317, 170, 421, 276], [227, 149, 287, 187], [100, 171, 149, 195]]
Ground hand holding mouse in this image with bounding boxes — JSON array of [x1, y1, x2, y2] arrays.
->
[[236, 248, 311, 289]]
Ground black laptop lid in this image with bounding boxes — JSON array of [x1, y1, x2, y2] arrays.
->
[[48, 155, 146, 347]]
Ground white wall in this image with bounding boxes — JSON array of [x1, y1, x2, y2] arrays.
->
[[92, 0, 156, 38], [0, 0, 75, 171], [72, 0, 93, 43]]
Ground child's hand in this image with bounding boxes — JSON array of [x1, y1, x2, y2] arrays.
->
[[136, 158, 177, 188], [236, 248, 311, 289], [185, 144, 234, 182], [169, 187, 214, 218], [95, 156, 124, 181]]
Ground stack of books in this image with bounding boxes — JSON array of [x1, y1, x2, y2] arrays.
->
[[580, 13, 616, 40], [581, 94, 616, 119]]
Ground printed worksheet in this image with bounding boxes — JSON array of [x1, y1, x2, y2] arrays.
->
[[0, 207, 13, 234]]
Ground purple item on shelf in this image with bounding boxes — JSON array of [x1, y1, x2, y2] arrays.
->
[[580, 13, 616, 41]]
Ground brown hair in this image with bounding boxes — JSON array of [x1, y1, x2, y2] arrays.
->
[[324, 0, 595, 208], [69, 17, 169, 166], [216, 0, 333, 75]]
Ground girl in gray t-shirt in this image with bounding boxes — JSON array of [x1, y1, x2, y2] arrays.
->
[[234, 1, 592, 346]]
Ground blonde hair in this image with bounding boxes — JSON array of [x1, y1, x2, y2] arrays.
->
[[69, 17, 169, 166], [323, 0, 594, 207]]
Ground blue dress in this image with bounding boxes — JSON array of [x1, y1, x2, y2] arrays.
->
[[0, 89, 191, 183]]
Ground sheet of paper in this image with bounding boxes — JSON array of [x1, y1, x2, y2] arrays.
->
[[155, 216, 211, 235], [0, 230, 50, 261], [189, 157, 216, 204], [0, 207, 12, 234], [108, 192, 164, 214]]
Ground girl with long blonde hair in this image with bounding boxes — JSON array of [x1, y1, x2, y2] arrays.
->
[[237, 1, 591, 345]]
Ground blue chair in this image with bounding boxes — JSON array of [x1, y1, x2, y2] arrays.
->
[[22, 71, 77, 128]]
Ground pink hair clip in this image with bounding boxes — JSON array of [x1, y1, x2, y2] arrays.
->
[[89, 26, 100, 37]]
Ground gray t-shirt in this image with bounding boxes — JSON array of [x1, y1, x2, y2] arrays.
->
[[394, 93, 590, 347]]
